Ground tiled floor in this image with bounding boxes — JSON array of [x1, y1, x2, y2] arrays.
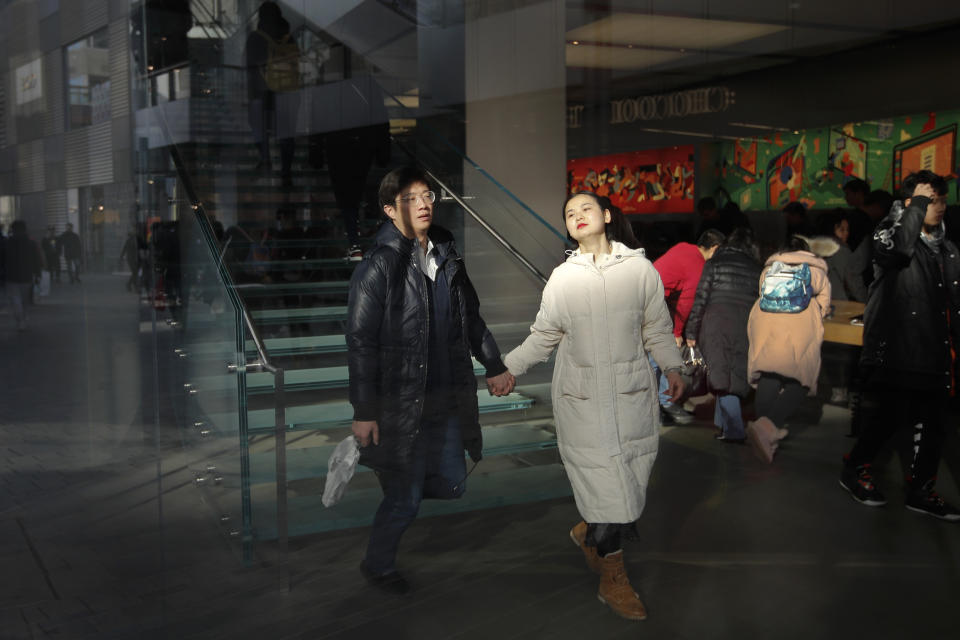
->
[[1, 274, 959, 639]]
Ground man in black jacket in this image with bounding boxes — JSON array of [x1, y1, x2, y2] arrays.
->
[[347, 166, 516, 594], [840, 171, 960, 521]]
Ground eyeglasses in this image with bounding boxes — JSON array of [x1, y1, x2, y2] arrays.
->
[[397, 191, 436, 205]]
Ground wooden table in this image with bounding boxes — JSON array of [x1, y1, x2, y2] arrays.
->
[[823, 300, 865, 346]]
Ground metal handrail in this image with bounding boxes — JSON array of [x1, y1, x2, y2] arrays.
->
[[392, 137, 549, 286], [158, 110, 288, 579]]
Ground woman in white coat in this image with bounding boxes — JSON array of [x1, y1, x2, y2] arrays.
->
[[504, 192, 684, 621]]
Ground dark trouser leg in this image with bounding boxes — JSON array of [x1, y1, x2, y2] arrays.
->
[[364, 446, 427, 575], [279, 137, 294, 179], [363, 412, 465, 574], [755, 374, 806, 426], [910, 396, 948, 485], [754, 374, 781, 420], [586, 523, 623, 557], [422, 413, 467, 499], [847, 386, 907, 467]]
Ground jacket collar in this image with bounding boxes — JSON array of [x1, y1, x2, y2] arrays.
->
[[371, 221, 459, 261], [566, 240, 644, 267]]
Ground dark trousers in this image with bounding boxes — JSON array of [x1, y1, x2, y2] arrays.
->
[[755, 373, 807, 427], [585, 523, 624, 557], [363, 412, 467, 574], [847, 385, 948, 485], [66, 257, 81, 282]]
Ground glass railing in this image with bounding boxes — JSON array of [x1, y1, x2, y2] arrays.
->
[[139, 11, 572, 563]]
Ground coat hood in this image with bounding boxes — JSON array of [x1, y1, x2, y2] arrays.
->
[[765, 249, 828, 274], [369, 220, 459, 260], [796, 235, 840, 259]]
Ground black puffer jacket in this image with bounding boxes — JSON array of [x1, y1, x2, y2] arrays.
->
[[346, 221, 507, 473], [861, 197, 960, 392], [685, 245, 761, 396]]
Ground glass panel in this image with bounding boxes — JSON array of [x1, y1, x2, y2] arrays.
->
[[66, 28, 111, 129]]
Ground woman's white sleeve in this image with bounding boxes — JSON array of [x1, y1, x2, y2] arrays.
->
[[504, 281, 563, 376]]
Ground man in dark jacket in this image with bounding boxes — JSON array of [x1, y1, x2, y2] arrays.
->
[[2, 221, 42, 330], [58, 223, 82, 283], [347, 166, 516, 594], [41, 226, 61, 284], [840, 171, 960, 521]]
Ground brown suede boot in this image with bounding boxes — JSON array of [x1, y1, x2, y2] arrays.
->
[[569, 520, 600, 574], [597, 550, 647, 621]]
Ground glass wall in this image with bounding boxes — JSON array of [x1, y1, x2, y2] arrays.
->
[[2, 1, 960, 635]]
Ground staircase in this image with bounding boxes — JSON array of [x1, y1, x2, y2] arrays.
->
[[156, 99, 568, 561]]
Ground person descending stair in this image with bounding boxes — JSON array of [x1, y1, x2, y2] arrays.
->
[[504, 192, 685, 621], [347, 166, 516, 595]]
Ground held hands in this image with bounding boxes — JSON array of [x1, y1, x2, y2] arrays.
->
[[686, 338, 697, 348], [486, 371, 516, 396], [665, 370, 686, 404], [351, 420, 379, 447]]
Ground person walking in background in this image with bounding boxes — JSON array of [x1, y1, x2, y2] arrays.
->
[[684, 227, 762, 443], [41, 226, 60, 285], [815, 209, 866, 302], [746, 236, 830, 463], [58, 222, 82, 284], [118, 228, 142, 293], [505, 192, 684, 622], [1, 221, 42, 330], [840, 171, 960, 521], [651, 229, 725, 424], [245, 1, 300, 188], [347, 166, 515, 595]]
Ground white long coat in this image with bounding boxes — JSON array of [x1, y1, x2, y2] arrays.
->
[[504, 242, 681, 523]]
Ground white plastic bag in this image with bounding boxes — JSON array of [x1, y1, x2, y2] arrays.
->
[[321, 435, 360, 507]]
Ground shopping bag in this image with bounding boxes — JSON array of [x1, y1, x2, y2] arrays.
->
[[321, 435, 360, 507], [681, 344, 708, 397], [38, 271, 51, 297]]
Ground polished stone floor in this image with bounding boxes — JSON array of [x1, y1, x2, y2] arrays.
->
[[1, 274, 958, 639]]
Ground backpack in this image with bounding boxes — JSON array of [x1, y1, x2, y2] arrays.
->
[[759, 261, 812, 313], [258, 30, 301, 92]]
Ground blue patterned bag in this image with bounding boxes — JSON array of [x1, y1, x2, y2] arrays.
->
[[759, 261, 812, 313]]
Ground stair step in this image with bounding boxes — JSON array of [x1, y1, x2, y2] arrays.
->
[[250, 306, 348, 325], [236, 422, 557, 485], [233, 281, 350, 297], [248, 462, 571, 538], [221, 390, 535, 435], [193, 359, 487, 395]]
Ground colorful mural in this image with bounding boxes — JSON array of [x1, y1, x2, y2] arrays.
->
[[701, 109, 960, 211], [567, 146, 695, 214]]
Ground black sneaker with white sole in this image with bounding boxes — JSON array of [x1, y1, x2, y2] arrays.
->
[[839, 462, 887, 507], [905, 480, 960, 522]]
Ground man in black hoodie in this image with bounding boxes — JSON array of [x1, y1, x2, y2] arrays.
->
[[840, 171, 960, 522], [2, 221, 42, 330]]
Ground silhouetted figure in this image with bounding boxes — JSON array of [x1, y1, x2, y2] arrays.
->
[[41, 225, 61, 284], [57, 223, 82, 284], [783, 202, 814, 242], [246, 1, 300, 187], [118, 228, 143, 292], [322, 123, 390, 260], [2, 221, 42, 330], [842, 178, 872, 251]]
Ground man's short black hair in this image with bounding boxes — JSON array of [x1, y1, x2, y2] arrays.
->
[[900, 170, 948, 199], [378, 165, 431, 208], [864, 189, 894, 210], [842, 178, 870, 195], [696, 228, 725, 249], [782, 202, 806, 217]]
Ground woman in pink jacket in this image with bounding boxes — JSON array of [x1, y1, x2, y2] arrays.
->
[[746, 236, 831, 462]]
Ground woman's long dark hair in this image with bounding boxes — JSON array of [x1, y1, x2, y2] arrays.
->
[[562, 191, 641, 250], [723, 226, 761, 263]]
